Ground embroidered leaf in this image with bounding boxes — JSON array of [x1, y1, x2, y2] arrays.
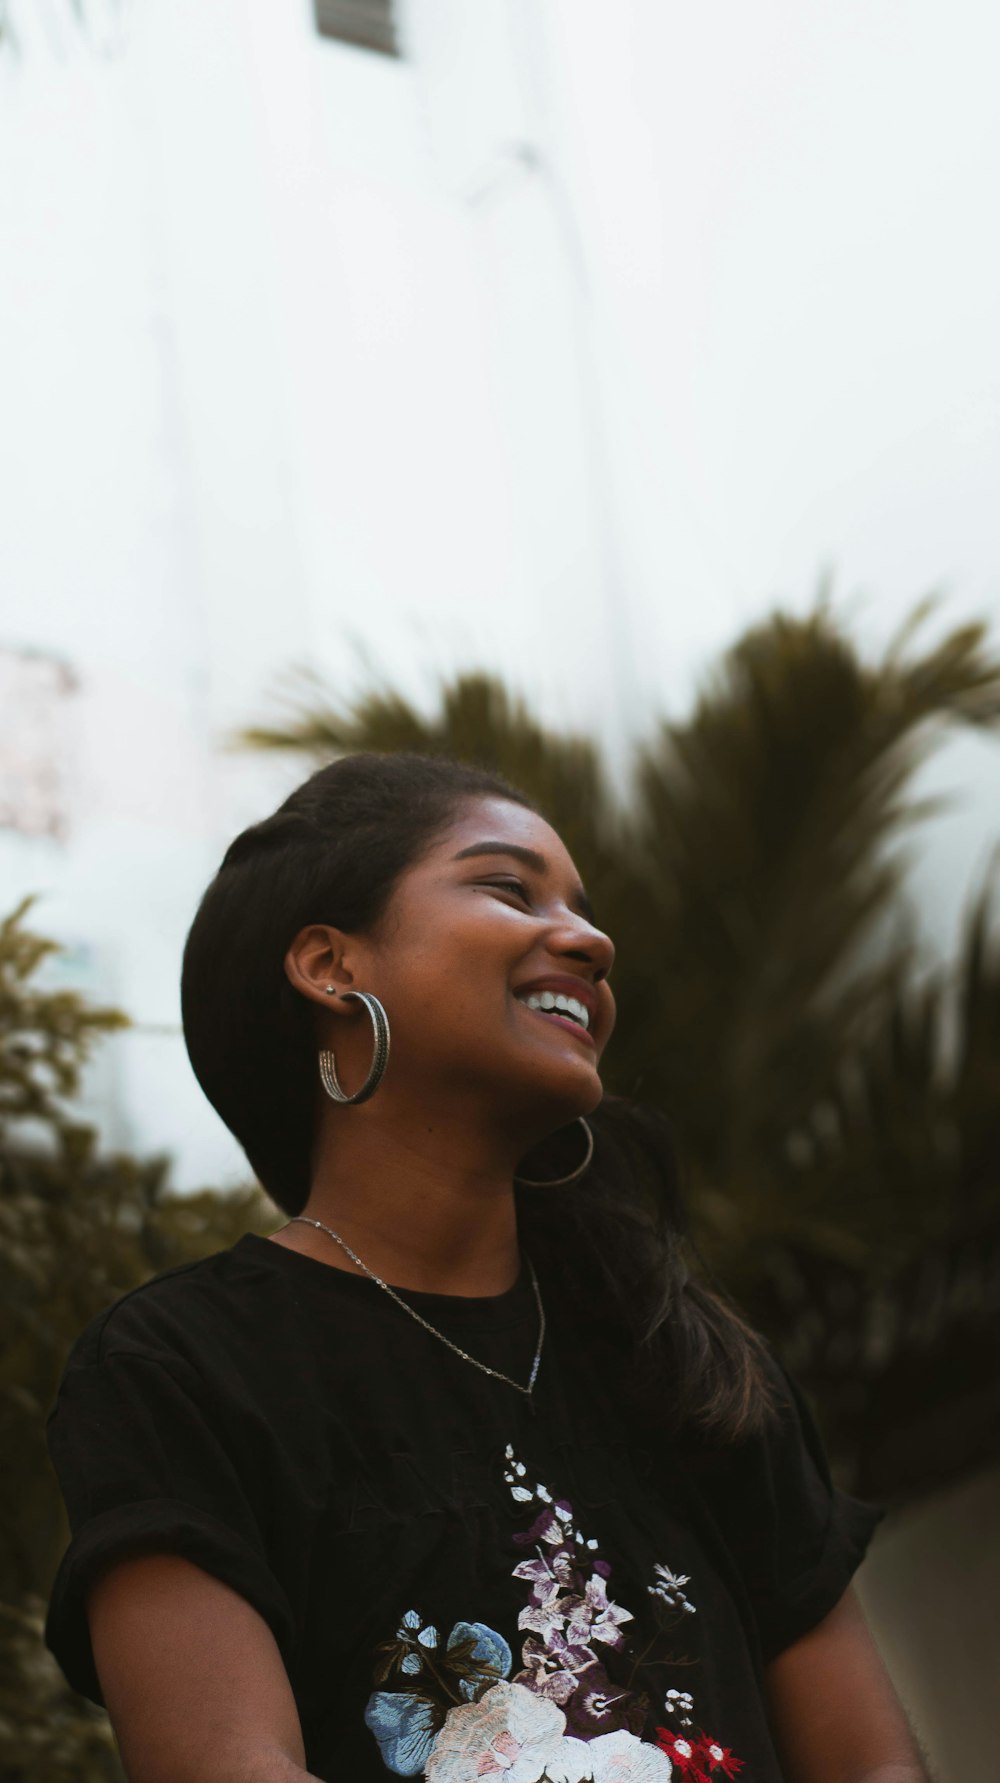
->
[[372, 1637, 409, 1685]]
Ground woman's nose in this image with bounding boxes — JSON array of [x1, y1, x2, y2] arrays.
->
[[552, 914, 615, 983]]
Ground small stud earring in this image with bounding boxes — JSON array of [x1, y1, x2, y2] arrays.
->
[[324, 986, 338, 996]]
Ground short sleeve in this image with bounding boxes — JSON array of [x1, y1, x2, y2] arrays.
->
[[686, 1349, 885, 1664], [45, 1345, 295, 1704]]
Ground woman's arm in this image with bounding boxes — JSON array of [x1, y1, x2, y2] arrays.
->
[[763, 1584, 930, 1783], [88, 1553, 320, 1783]]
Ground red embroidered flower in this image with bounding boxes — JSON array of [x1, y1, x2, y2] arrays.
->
[[655, 1727, 744, 1780], [654, 1728, 710, 1780], [693, 1732, 744, 1777]]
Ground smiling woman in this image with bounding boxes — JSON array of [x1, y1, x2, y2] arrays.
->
[[43, 754, 928, 1783]]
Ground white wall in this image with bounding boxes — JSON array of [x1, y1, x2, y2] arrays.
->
[[857, 1465, 1000, 1783], [1, 0, 999, 1185]]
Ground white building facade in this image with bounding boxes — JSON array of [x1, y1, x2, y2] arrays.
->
[[2, 0, 999, 1176]]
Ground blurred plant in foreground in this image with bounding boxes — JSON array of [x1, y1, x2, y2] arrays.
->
[[0, 899, 272, 1781]]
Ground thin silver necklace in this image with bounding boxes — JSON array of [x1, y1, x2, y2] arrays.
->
[[288, 1215, 545, 1400]]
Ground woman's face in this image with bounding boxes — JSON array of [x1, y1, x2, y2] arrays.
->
[[314, 796, 616, 1132]]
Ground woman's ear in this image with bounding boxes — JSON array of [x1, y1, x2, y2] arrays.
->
[[283, 925, 358, 1011]]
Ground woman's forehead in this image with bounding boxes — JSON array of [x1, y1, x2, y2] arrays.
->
[[438, 797, 570, 865]]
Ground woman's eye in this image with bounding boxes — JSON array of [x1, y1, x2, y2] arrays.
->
[[483, 878, 531, 903]]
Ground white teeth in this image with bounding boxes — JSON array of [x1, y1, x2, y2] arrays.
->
[[519, 991, 590, 1031]]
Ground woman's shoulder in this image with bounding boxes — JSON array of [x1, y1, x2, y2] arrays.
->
[[61, 1234, 273, 1377], [666, 1344, 885, 1662]]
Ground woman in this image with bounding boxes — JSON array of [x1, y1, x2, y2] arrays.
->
[[45, 752, 927, 1783]]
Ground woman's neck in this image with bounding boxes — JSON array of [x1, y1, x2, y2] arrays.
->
[[269, 1097, 526, 1298]]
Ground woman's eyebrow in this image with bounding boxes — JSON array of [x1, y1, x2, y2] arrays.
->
[[451, 841, 596, 925]]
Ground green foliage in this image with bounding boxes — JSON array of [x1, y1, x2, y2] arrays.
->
[[0, 899, 128, 1137], [244, 596, 1000, 1490], [0, 900, 273, 1779]]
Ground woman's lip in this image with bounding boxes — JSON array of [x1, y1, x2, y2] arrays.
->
[[517, 1002, 595, 1048]]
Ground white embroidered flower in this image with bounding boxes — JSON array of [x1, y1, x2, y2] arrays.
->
[[648, 1563, 696, 1619], [587, 1730, 673, 1782], [652, 1565, 689, 1592], [543, 1735, 597, 1781], [708, 1745, 724, 1763], [425, 1680, 566, 1783], [537, 1514, 568, 1546]]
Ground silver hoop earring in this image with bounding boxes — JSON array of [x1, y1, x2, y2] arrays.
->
[[514, 1116, 594, 1188], [318, 991, 390, 1106]]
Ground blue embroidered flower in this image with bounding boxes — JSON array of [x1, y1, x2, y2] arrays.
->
[[446, 1619, 513, 1699], [364, 1689, 438, 1776]]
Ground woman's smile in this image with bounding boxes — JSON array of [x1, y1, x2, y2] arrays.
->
[[511, 971, 600, 1049], [515, 1000, 596, 1048]]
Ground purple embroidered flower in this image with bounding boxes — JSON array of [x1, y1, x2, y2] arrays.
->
[[563, 1573, 633, 1651], [517, 1585, 566, 1644], [514, 1629, 600, 1706], [513, 1549, 580, 1593], [547, 1629, 599, 1674], [513, 1506, 570, 1549], [511, 1555, 556, 1590], [559, 1660, 648, 1740], [514, 1638, 580, 1706]]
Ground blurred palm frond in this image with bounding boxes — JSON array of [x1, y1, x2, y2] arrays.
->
[[241, 596, 1000, 1493]]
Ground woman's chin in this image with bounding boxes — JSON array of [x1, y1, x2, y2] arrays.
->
[[509, 1056, 604, 1125]]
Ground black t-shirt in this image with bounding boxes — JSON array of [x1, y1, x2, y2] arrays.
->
[[46, 1234, 883, 1782]]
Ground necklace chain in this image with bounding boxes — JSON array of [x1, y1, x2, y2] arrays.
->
[[288, 1216, 545, 1398]]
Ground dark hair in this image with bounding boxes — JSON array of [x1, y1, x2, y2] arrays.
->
[[182, 751, 776, 1441]]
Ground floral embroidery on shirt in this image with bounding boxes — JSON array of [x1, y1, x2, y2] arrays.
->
[[365, 1615, 514, 1773], [654, 1731, 744, 1781], [363, 1441, 743, 1780]]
